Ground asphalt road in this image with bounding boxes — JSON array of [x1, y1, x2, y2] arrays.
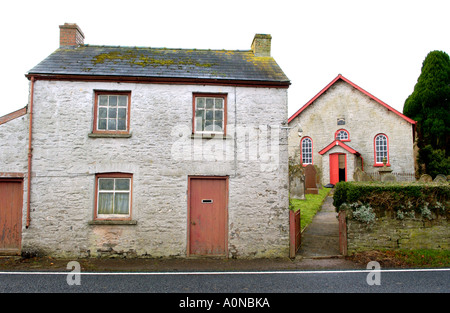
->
[[1, 268, 448, 294]]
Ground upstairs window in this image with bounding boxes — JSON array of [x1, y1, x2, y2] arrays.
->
[[301, 137, 313, 165], [374, 134, 389, 166], [193, 94, 227, 135], [93, 91, 131, 134], [335, 129, 350, 141]]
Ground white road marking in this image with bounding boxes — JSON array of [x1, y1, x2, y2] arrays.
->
[[0, 268, 449, 276]]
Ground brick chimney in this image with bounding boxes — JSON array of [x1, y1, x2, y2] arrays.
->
[[59, 23, 84, 47], [251, 34, 272, 57]]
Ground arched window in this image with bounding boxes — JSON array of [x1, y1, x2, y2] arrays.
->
[[335, 129, 350, 141], [301, 137, 313, 165], [374, 134, 389, 166]]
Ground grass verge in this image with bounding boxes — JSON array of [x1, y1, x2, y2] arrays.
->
[[347, 249, 450, 268], [290, 187, 331, 230]]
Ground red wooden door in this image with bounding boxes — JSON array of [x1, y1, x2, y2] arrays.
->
[[0, 179, 23, 254], [188, 177, 228, 256], [330, 153, 346, 184], [330, 153, 347, 185], [329, 154, 340, 185]]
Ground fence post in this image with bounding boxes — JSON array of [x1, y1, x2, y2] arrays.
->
[[338, 210, 347, 256]]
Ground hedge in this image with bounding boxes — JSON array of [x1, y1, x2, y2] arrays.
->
[[333, 181, 450, 220]]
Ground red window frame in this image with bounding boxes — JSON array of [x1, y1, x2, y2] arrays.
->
[[335, 129, 350, 142], [94, 173, 133, 221], [300, 136, 313, 166], [373, 133, 390, 166], [192, 93, 227, 135], [93, 91, 131, 134]]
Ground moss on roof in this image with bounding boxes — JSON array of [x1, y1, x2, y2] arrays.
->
[[28, 45, 290, 84], [92, 49, 216, 68]]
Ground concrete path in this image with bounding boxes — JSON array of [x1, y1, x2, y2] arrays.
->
[[298, 195, 341, 258]]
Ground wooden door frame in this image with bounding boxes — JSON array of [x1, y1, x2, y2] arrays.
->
[[187, 176, 229, 257], [0, 177, 24, 255]]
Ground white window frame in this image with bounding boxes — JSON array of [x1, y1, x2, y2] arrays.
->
[[375, 134, 389, 164], [336, 130, 349, 141], [301, 137, 313, 165]]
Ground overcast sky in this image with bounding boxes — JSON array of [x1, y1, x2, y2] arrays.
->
[[0, 0, 449, 118]]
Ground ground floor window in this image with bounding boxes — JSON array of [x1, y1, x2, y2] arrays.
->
[[95, 173, 132, 220], [374, 134, 389, 165], [301, 137, 313, 165]]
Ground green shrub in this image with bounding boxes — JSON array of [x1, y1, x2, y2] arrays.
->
[[351, 204, 376, 224], [333, 181, 450, 220]]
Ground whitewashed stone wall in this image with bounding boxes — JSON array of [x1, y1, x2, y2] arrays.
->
[[14, 80, 289, 258], [0, 111, 29, 230], [0, 113, 28, 174], [288, 81, 415, 185]]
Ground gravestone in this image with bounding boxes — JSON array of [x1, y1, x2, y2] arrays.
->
[[419, 174, 433, 183], [353, 168, 363, 182], [378, 165, 393, 182], [289, 173, 305, 200], [361, 171, 373, 181], [381, 173, 397, 182], [304, 164, 318, 194], [354, 168, 373, 182], [434, 174, 447, 183]]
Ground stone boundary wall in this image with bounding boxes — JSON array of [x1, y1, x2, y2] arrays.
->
[[339, 213, 449, 254]]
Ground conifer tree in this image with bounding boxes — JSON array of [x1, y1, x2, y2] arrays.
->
[[403, 50, 450, 176]]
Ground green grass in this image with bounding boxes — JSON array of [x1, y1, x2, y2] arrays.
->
[[385, 249, 450, 267], [290, 188, 331, 230], [349, 249, 450, 268]]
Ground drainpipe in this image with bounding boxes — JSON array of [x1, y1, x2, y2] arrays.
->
[[26, 76, 35, 228]]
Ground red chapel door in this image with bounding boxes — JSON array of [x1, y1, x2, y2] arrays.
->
[[330, 153, 346, 185]]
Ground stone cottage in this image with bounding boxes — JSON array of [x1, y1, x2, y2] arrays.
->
[[0, 23, 291, 258], [288, 74, 416, 185]]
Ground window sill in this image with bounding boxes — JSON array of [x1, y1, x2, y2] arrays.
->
[[190, 133, 232, 140], [88, 132, 132, 138], [88, 220, 137, 225], [373, 163, 391, 167]]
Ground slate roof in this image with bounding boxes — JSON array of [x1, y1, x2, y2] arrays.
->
[[27, 45, 290, 85]]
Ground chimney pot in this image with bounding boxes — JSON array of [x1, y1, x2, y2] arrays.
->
[[251, 34, 272, 57], [59, 23, 84, 47]]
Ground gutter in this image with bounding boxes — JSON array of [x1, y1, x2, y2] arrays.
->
[[26, 76, 35, 228], [25, 73, 291, 89]]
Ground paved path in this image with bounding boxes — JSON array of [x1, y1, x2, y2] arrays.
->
[[298, 195, 340, 258]]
